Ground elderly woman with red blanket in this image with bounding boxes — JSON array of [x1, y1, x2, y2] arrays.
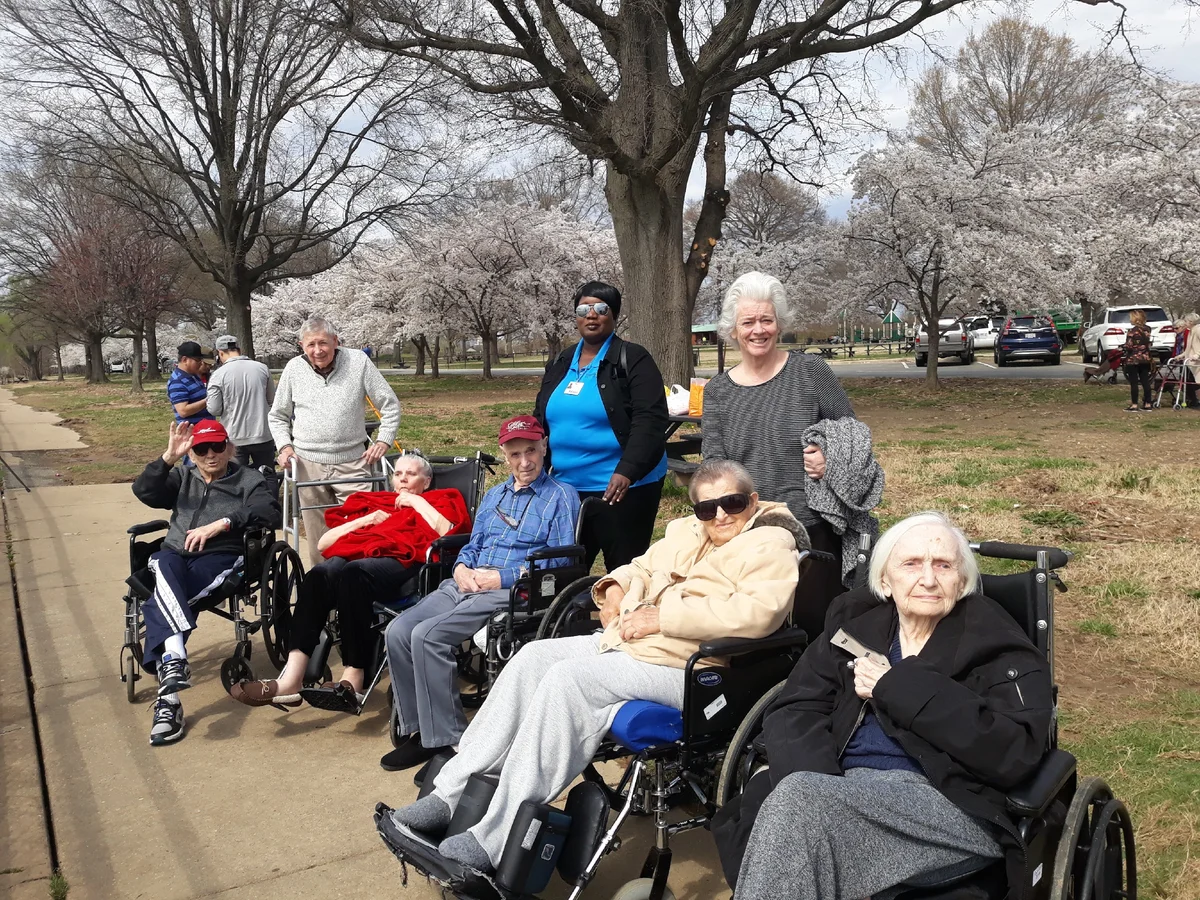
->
[[231, 454, 469, 711]]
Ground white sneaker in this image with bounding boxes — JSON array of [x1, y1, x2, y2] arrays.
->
[[150, 698, 185, 745]]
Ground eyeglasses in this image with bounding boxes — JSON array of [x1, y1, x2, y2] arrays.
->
[[192, 441, 227, 456], [575, 302, 611, 318], [692, 492, 751, 521]]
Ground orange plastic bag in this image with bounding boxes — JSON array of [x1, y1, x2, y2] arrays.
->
[[688, 377, 708, 417]]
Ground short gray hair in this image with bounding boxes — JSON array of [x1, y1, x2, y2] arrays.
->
[[867, 511, 980, 600], [299, 316, 338, 342], [716, 272, 793, 343], [1186, 312, 1200, 327], [393, 452, 433, 484], [689, 458, 755, 502]]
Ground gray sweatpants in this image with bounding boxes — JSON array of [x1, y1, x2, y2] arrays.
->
[[430, 634, 686, 866], [736, 768, 1002, 900], [385, 579, 510, 748]]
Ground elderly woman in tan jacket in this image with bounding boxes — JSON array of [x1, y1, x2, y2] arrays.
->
[[384, 458, 807, 874]]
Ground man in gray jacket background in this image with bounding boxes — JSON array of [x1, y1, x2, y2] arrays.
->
[[269, 316, 401, 566], [206, 334, 277, 491]]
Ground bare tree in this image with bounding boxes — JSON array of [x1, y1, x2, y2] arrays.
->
[[695, 170, 827, 244], [343, 0, 1134, 382], [1, 0, 462, 358]]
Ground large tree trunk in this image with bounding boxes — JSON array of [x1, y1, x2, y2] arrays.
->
[[430, 335, 440, 378], [606, 168, 694, 385], [413, 335, 427, 376], [145, 317, 162, 380], [85, 333, 108, 383], [130, 322, 145, 392], [54, 338, 64, 381], [480, 328, 494, 380], [545, 331, 563, 359], [226, 281, 256, 359]]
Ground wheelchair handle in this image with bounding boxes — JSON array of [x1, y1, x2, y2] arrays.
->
[[973, 541, 1070, 569]]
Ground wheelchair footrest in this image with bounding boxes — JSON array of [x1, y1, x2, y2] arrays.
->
[[375, 804, 507, 900]]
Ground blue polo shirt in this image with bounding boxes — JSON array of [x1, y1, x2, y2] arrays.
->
[[545, 336, 667, 493], [167, 367, 211, 424]]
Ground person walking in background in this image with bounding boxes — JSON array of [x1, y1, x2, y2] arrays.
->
[[1121, 308, 1154, 412], [167, 341, 212, 425], [269, 316, 401, 566], [534, 281, 669, 571], [206, 334, 278, 492]]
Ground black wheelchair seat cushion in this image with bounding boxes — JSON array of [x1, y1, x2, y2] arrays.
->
[[1006, 749, 1076, 818]]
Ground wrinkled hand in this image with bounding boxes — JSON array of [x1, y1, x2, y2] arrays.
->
[[454, 564, 480, 593], [359, 509, 390, 528], [362, 441, 389, 465], [599, 583, 626, 628], [277, 445, 296, 469], [472, 569, 502, 591], [184, 518, 228, 552], [394, 491, 418, 509], [852, 657, 890, 700], [603, 473, 631, 505], [620, 606, 660, 642], [803, 445, 826, 480], [164, 421, 194, 464]]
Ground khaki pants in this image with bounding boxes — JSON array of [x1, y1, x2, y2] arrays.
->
[[293, 455, 375, 568]]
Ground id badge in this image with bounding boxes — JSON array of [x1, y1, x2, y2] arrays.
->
[[564, 381, 585, 396]]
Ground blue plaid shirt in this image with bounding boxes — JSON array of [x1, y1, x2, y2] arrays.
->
[[456, 469, 580, 588]]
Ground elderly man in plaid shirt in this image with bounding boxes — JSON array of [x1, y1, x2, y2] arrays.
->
[[381, 415, 580, 772]]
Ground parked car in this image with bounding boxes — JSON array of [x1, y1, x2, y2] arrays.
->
[[964, 315, 1005, 350], [1080, 305, 1175, 363], [108, 360, 129, 374], [994, 315, 1062, 366], [914, 319, 975, 367]]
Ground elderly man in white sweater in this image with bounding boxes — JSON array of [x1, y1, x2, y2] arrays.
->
[[269, 317, 402, 565]]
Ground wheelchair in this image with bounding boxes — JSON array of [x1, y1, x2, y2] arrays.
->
[[255, 451, 496, 711], [118, 520, 276, 702], [373, 545, 823, 900]]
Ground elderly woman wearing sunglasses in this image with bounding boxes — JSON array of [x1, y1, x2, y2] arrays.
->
[[383, 458, 807, 874], [533, 281, 669, 571]]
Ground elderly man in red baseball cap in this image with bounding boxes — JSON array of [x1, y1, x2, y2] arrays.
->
[[380, 415, 581, 772], [131, 419, 279, 746]]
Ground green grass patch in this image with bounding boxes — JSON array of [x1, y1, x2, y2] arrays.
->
[[1112, 470, 1153, 491], [49, 870, 69, 900], [1078, 618, 1118, 637], [934, 459, 1002, 487], [1022, 509, 1085, 528], [1098, 578, 1149, 604]]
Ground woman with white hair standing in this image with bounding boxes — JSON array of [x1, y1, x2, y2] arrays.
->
[[711, 511, 1053, 900], [1171, 311, 1200, 409], [702, 272, 873, 639]]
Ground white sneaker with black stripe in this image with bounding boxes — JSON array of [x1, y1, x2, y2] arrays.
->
[[156, 656, 192, 697], [150, 698, 185, 745]]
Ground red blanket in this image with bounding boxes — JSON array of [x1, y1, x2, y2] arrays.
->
[[321, 489, 470, 563]]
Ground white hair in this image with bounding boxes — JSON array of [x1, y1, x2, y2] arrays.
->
[[867, 511, 980, 601], [1186, 312, 1200, 327], [687, 458, 755, 502], [393, 452, 433, 484], [299, 316, 338, 342], [716, 272, 793, 343]]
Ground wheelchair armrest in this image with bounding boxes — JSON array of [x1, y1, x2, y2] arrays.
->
[[1005, 749, 1077, 818], [526, 544, 586, 564], [127, 520, 170, 537], [430, 534, 471, 559], [698, 627, 809, 659]]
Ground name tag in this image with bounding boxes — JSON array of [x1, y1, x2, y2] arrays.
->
[[564, 381, 585, 395]]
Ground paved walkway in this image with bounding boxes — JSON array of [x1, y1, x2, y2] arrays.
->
[[0, 388, 725, 899]]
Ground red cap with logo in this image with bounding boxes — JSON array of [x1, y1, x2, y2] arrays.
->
[[192, 420, 229, 447], [498, 415, 545, 445]]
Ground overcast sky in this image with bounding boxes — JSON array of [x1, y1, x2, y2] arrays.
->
[[687, 0, 1200, 218]]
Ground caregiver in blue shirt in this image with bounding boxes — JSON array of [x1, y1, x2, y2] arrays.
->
[[534, 281, 669, 571]]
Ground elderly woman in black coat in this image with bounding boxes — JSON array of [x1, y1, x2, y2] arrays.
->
[[712, 511, 1053, 900]]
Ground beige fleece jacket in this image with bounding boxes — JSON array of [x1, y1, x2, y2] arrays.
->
[[591, 501, 804, 668]]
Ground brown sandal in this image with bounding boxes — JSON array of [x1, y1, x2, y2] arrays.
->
[[229, 679, 302, 709]]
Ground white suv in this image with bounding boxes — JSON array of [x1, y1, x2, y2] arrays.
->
[[914, 319, 975, 367], [1080, 306, 1175, 363], [964, 315, 1005, 350]]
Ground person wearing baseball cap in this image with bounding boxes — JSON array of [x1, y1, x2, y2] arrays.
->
[[205, 334, 277, 487], [131, 418, 279, 746], [379, 415, 580, 772], [167, 340, 213, 425]]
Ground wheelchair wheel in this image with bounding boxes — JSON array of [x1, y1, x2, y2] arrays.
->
[[611, 878, 676, 900], [260, 541, 304, 671], [715, 679, 786, 808], [123, 652, 139, 704], [535, 575, 602, 641], [457, 645, 488, 709], [1051, 777, 1136, 900]]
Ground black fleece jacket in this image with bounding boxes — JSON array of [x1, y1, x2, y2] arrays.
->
[[711, 585, 1053, 898], [133, 457, 280, 555], [534, 335, 669, 485]]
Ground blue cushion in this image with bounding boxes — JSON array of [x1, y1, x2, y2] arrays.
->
[[608, 701, 683, 752]]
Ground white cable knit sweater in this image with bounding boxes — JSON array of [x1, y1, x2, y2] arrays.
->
[[268, 349, 401, 464]]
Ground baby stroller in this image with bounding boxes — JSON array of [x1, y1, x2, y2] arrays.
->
[[1083, 348, 1122, 385]]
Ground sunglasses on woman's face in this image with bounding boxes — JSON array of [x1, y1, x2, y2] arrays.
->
[[575, 302, 611, 318], [692, 492, 751, 521], [192, 441, 227, 456]]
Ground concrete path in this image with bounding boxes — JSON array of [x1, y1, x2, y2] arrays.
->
[[1, 394, 726, 899]]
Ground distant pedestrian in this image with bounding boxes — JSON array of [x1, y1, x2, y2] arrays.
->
[[1121, 309, 1154, 412], [206, 335, 278, 482], [167, 341, 212, 425], [363, 343, 373, 360], [269, 317, 401, 565]]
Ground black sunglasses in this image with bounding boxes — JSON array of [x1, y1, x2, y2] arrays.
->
[[575, 302, 611, 318], [692, 492, 751, 521], [193, 441, 227, 456]]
